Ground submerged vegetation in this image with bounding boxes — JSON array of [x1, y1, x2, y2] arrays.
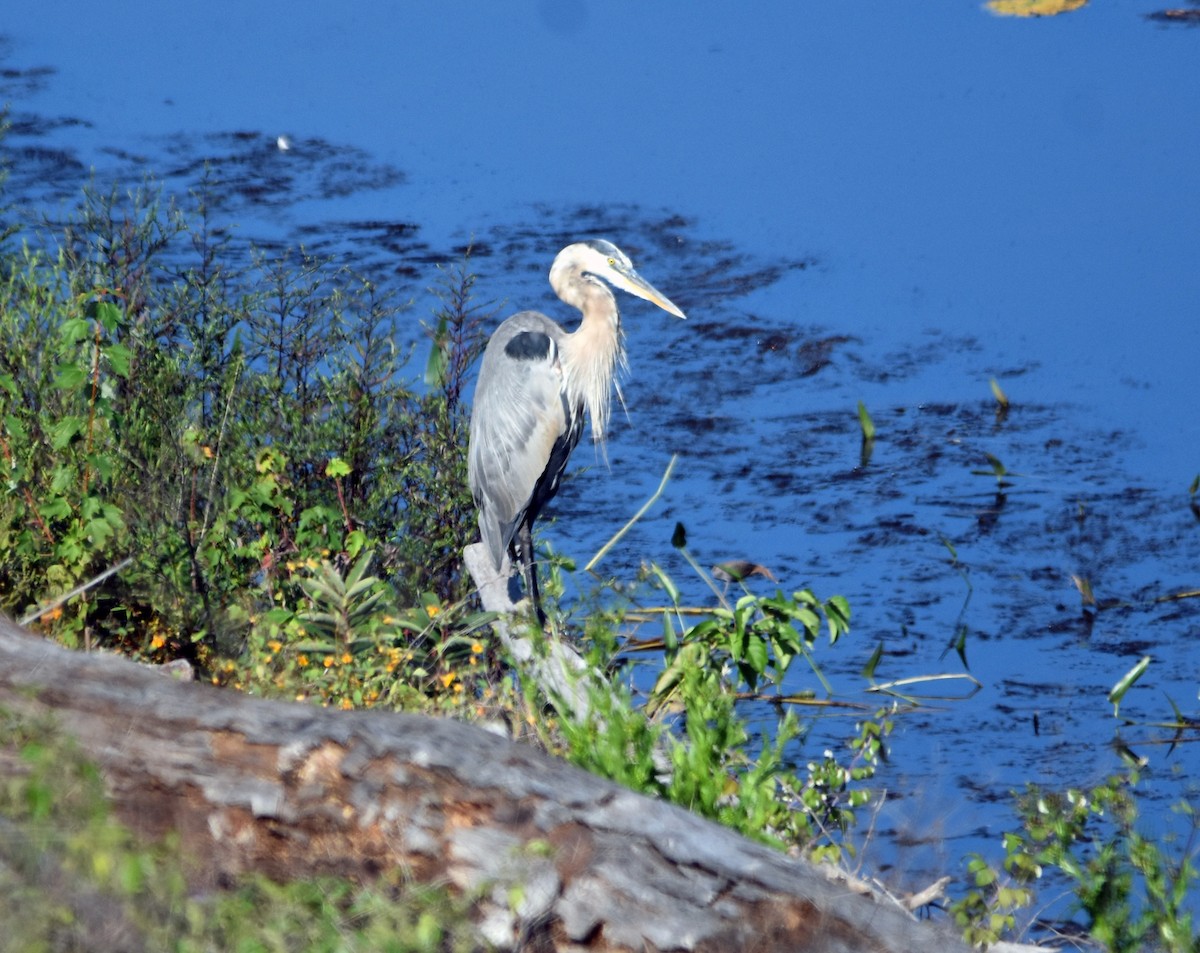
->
[[0, 157, 1197, 951]]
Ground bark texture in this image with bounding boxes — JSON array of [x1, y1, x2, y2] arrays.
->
[[0, 617, 970, 952]]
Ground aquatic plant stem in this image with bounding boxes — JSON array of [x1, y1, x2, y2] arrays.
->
[[585, 454, 676, 574]]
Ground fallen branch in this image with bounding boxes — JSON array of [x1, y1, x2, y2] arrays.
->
[[0, 616, 974, 952]]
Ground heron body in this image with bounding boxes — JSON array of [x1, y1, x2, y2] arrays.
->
[[467, 239, 685, 623]]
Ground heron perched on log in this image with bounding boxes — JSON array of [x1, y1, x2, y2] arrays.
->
[[467, 239, 685, 624]]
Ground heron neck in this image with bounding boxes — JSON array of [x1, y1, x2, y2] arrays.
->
[[561, 293, 626, 442]]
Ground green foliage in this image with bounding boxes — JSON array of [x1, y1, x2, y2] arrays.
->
[[1108, 656, 1151, 719], [0, 709, 480, 952], [971, 451, 1013, 488], [0, 180, 486, 685], [856, 400, 876, 442], [651, 582, 850, 701], [990, 377, 1010, 423], [548, 570, 886, 863], [951, 767, 1199, 952]]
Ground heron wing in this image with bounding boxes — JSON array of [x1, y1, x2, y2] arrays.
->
[[468, 312, 572, 569]]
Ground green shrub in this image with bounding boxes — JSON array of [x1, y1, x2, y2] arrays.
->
[[1, 181, 485, 682]]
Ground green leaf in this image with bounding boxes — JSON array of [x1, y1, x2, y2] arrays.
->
[[825, 595, 851, 641], [90, 300, 123, 333], [661, 610, 678, 653], [3, 413, 26, 443], [794, 606, 821, 639], [105, 342, 132, 378], [325, 456, 352, 478], [744, 633, 769, 675], [856, 401, 875, 442], [649, 562, 680, 604], [59, 317, 90, 344], [862, 640, 884, 679], [54, 364, 87, 390], [86, 518, 116, 547], [344, 529, 367, 557], [424, 315, 449, 387], [50, 416, 84, 450], [1108, 656, 1151, 717]]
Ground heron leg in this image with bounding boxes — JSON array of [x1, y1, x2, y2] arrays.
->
[[514, 520, 547, 627]]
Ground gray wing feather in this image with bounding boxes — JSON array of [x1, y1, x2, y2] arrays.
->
[[468, 312, 569, 569]]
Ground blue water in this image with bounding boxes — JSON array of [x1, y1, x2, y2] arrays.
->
[[4, 0, 1199, 933]]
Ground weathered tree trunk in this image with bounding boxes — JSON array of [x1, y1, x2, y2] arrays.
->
[[0, 617, 972, 952]]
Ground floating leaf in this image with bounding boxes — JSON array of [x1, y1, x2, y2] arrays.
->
[[671, 521, 688, 549]]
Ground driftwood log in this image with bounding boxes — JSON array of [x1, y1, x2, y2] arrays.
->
[[0, 616, 973, 952]]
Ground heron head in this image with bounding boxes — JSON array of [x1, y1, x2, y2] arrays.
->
[[552, 239, 686, 319]]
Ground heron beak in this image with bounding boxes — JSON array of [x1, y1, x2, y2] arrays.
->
[[617, 267, 687, 320]]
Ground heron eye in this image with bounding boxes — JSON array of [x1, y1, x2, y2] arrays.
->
[[607, 257, 616, 266]]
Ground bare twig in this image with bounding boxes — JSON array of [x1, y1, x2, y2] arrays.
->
[[20, 557, 134, 626]]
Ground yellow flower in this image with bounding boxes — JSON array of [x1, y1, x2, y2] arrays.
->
[[340, 652, 353, 665], [470, 641, 484, 655], [268, 640, 283, 653], [340, 698, 354, 710], [427, 604, 441, 618], [323, 656, 335, 668], [453, 682, 464, 694], [298, 655, 310, 667], [150, 633, 167, 649], [439, 672, 456, 689]]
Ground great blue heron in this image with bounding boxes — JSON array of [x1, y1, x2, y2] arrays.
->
[[467, 239, 686, 624]]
